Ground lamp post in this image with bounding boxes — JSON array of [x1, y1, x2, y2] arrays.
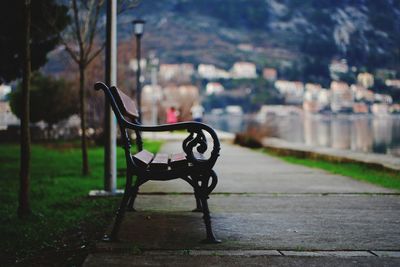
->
[[132, 19, 145, 122], [104, 0, 117, 193], [149, 51, 159, 125]]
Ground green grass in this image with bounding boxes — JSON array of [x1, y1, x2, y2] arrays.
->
[[262, 149, 400, 191], [0, 140, 162, 266]]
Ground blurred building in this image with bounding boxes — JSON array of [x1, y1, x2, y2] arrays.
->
[[385, 79, 400, 88], [275, 80, 304, 105], [303, 83, 321, 113], [159, 63, 194, 83], [352, 102, 369, 114], [0, 84, 19, 130], [374, 94, 393, 104], [141, 84, 163, 123], [237, 43, 254, 52], [390, 104, 400, 113], [330, 81, 353, 113], [302, 84, 333, 113], [197, 64, 230, 80], [0, 102, 19, 130], [230, 62, 257, 79], [262, 68, 277, 81], [351, 84, 374, 103], [357, 72, 374, 88], [0, 84, 11, 101], [371, 103, 390, 116], [318, 89, 331, 110], [205, 82, 224, 95]]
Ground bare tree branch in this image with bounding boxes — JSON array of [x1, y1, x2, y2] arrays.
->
[[81, 0, 95, 45], [86, 42, 106, 66], [85, 0, 103, 57], [72, 0, 84, 59], [59, 35, 80, 63], [117, 0, 141, 15]]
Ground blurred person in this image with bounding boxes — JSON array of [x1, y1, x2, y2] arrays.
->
[[166, 106, 179, 124], [191, 102, 205, 123]]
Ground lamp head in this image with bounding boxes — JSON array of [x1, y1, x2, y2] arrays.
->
[[132, 19, 145, 36]]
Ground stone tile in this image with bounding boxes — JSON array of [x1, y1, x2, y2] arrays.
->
[[188, 250, 281, 256], [142, 250, 281, 256], [83, 253, 400, 267], [96, 194, 400, 251], [373, 251, 400, 258], [281, 251, 375, 257]]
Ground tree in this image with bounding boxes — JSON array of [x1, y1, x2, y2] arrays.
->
[[0, 0, 69, 218], [19, 0, 32, 219], [0, 1, 69, 83], [51, 0, 139, 176], [9, 72, 78, 136]]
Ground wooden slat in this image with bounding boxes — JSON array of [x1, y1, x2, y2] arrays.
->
[[111, 86, 139, 120], [132, 150, 154, 169], [119, 90, 139, 119], [150, 153, 169, 170], [170, 152, 187, 168]]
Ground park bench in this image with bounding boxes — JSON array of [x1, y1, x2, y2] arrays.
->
[[94, 82, 221, 243]]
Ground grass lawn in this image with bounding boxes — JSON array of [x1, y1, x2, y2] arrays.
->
[[0, 140, 162, 266], [262, 149, 400, 191]]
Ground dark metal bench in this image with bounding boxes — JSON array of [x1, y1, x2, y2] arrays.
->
[[94, 82, 221, 243]]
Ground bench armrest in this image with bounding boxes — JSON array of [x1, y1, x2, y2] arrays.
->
[[123, 120, 221, 167]]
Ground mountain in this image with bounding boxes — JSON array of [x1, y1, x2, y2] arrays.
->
[[118, 0, 400, 82]]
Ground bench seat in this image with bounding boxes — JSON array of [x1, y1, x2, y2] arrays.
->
[[132, 150, 190, 171]]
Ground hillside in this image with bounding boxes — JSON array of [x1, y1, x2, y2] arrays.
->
[[117, 0, 400, 81]]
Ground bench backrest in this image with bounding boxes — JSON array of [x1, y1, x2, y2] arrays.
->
[[109, 85, 143, 151], [110, 86, 139, 121], [95, 82, 144, 166]]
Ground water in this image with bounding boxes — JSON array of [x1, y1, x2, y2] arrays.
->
[[205, 113, 400, 157]]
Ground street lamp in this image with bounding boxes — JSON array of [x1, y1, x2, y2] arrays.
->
[[132, 19, 145, 122], [149, 51, 159, 125]]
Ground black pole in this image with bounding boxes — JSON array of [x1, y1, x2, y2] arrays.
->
[[136, 35, 142, 123]]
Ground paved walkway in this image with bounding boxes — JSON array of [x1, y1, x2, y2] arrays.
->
[[84, 141, 400, 266]]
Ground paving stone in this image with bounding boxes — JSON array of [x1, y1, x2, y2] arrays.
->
[[373, 251, 400, 258], [83, 253, 400, 267], [142, 250, 282, 256], [281, 251, 375, 257], [97, 194, 400, 251]]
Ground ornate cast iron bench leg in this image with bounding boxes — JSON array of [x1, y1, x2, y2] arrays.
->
[[200, 195, 220, 243], [196, 170, 221, 243], [127, 183, 139, 211], [192, 187, 203, 212], [103, 172, 133, 241]]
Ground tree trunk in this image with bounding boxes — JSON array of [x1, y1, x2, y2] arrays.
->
[[18, 0, 32, 218], [79, 64, 89, 176]]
